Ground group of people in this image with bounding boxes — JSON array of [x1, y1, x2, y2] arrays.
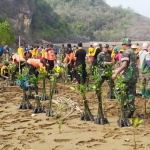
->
[[0, 39, 150, 119]]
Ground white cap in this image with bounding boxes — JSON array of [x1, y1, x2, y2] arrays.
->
[[93, 43, 98, 47], [142, 43, 149, 50]]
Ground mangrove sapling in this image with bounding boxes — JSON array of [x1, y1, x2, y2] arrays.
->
[[46, 74, 58, 117], [52, 69, 59, 94], [53, 101, 70, 134], [71, 65, 94, 121], [115, 75, 130, 127], [30, 75, 45, 113], [129, 118, 143, 150], [92, 73, 108, 125], [6, 63, 16, 86], [27, 75, 34, 99], [17, 69, 32, 110], [105, 65, 115, 99], [38, 67, 49, 101]]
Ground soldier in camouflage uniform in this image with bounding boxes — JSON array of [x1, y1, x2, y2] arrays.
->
[[112, 38, 137, 118], [97, 44, 115, 99]]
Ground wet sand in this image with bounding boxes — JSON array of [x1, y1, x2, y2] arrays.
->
[[0, 81, 150, 150]]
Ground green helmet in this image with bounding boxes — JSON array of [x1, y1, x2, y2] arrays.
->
[[122, 38, 131, 45]]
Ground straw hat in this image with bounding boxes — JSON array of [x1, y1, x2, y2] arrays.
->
[[131, 44, 137, 49]]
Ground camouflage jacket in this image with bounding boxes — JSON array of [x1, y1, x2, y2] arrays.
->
[[121, 49, 137, 83], [97, 52, 112, 76]]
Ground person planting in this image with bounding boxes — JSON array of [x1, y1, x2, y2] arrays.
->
[[112, 38, 138, 118], [26, 58, 47, 77], [97, 44, 115, 99], [11, 54, 26, 78], [0, 62, 9, 79], [63, 44, 76, 82]]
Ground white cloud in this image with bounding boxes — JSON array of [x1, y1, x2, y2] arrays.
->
[[105, 0, 150, 18]]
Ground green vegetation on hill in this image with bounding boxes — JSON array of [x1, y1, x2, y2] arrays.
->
[[44, 0, 150, 41], [30, 0, 71, 42], [1, 0, 150, 42]]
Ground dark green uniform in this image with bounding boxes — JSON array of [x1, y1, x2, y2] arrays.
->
[[97, 52, 115, 99], [116, 49, 137, 112]]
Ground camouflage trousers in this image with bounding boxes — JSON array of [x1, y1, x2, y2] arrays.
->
[[100, 75, 115, 98], [115, 83, 136, 111]]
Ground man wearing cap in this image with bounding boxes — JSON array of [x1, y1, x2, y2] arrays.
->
[[112, 38, 137, 118], [97, 44, 115, 99], [139, 43, 150, 98]]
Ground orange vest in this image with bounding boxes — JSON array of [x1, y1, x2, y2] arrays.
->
[[45, 49, 56, 60]]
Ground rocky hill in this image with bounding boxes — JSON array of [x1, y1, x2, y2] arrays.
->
[[1, 0, 150, 43]]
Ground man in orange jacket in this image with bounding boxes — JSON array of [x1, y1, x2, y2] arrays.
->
[[45, 44, 56, 73]]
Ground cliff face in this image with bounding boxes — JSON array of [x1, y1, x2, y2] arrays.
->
[[0, 0, 33, 39]]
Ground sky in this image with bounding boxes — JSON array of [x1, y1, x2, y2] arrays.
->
[[105, 0, 150, 18]]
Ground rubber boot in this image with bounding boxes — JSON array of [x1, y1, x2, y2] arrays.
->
[[141, 88, 146, 99]]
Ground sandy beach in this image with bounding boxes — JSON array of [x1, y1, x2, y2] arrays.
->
[[0, 81, 150, 150]]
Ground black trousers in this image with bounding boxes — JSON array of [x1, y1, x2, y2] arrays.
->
[[26, 63, 39, 77], [76, 64, 87, 84], [47, 60, 54, 73], [68, 62, 75, 81]]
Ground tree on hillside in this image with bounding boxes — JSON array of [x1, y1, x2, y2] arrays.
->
[[0, 21, 15, 45]]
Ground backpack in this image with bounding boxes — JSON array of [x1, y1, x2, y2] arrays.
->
[[0, 46, 3, 54]]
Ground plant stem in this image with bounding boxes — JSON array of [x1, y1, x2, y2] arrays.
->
[[133, 128, 137, 150], [42, 77, 46, 96], [96, 89, 104, 118]]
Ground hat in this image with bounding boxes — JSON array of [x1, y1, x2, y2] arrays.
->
[[102, 44, 109, 48], [131, 44, 137, 49], [119, 49, 124, 52], [122, 38, 131, 45], [93, 43, 98, 47], [142, 43, 149, 50]]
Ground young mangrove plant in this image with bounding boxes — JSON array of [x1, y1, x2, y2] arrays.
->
[[38, 67, 49, 101], [71, 65, 94, 121], [105, 65, 115, 99], [129, 118, 143, 150], [115, 75, 130, 127], [92, 71, 108, 125], [46, 69, 59, 117], [30, 75, 45, 113], [53, 100, 71, 134], [17, 68, 32, 110], [7, 63, 16, 86], [27, 75, 34, 99], [46, 75, 55, 117]]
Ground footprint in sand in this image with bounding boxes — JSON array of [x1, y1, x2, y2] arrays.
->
[[54, 139, 71, 142], [2, 144, 13, 150], [22, 144, 31, 149], [76, 138, 106, 146]]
